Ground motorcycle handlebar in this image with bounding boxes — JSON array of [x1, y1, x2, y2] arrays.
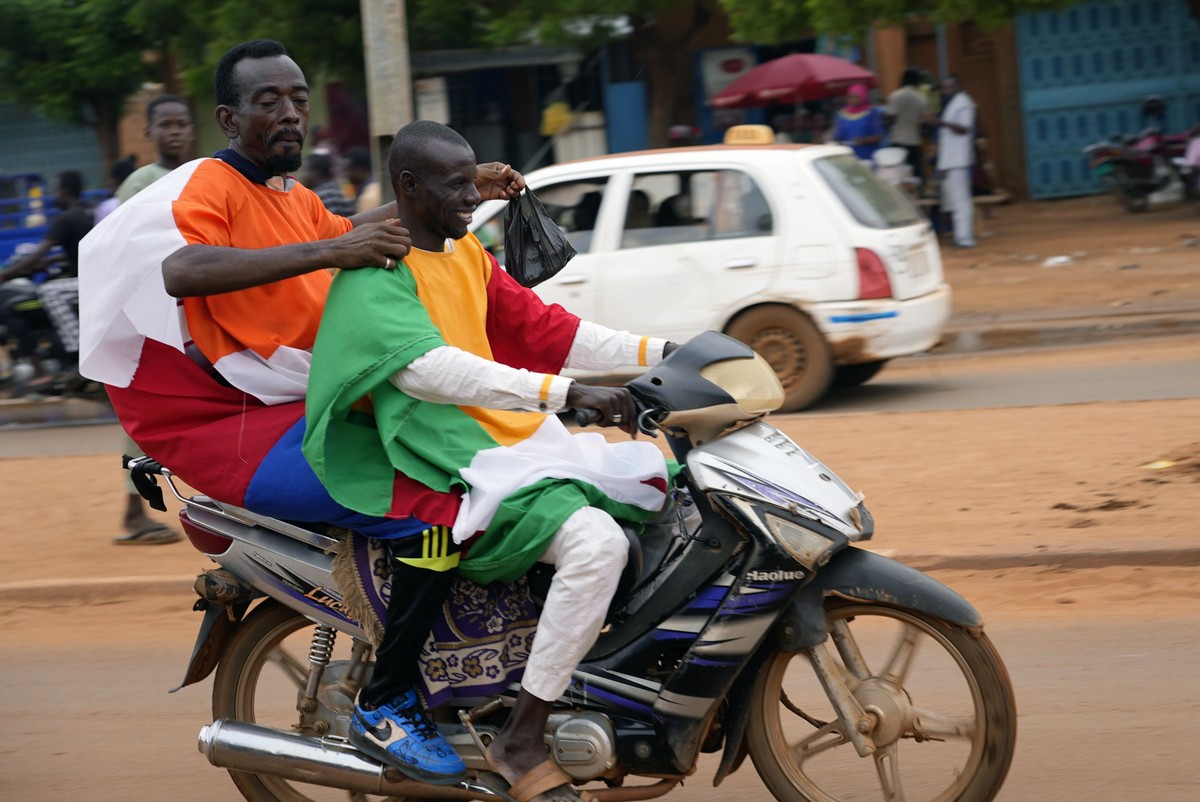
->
[[573, 408, 604, 427], [571, 405, 660, 438]]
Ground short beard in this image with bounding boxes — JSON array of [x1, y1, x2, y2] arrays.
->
[[266, 152, 303, 175]]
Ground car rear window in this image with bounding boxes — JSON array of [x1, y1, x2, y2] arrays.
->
[[813, 154, 922, 229]]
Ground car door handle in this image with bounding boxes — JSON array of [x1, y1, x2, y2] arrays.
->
[[556, 274, 588, 285], [724, 259, 756, 270]]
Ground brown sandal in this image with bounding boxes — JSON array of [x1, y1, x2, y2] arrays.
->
[[459, 703, 597, 802], [507, 759, 596, 802]]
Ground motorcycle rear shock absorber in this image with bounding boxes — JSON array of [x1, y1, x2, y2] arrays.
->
[[299, 624, 338, 717]]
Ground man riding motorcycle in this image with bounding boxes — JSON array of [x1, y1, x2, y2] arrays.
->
[[304, 119, 677, 802]]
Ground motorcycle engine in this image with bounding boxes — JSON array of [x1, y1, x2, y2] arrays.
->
[[546, 711, 618, 781]]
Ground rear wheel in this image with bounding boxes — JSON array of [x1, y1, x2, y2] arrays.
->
[[212, 601, 417, 802], [833, 360, 889, 389], [746, 601, 1016, 801], [725, 306, 833, 412]]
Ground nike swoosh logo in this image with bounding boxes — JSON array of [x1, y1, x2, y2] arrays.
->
[[357, 710, 408, 746], [366, 718, 392, 741]]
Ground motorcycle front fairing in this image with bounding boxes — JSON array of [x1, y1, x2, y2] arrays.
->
[[688, 421, 872, 544]]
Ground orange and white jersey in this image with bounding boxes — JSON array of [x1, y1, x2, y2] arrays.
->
[[79, 156, 350, 404]]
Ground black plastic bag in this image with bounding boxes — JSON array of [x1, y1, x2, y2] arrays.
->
[[503, 189, 576, 288]]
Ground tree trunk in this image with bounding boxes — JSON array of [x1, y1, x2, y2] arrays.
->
[[158, 43, 185, 96], [630, 1, 717, 148], [91, 102, 121, 174]]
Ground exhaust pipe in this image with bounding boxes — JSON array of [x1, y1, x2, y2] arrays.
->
[[197, 718, 497, 800], [198, 718, 680, 801]]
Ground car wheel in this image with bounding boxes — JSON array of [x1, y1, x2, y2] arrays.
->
[[833, 359, 889, 388], [725, 306, 833, 412]]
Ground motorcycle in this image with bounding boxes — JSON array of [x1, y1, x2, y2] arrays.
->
[[0, 276, 67, 392], [134, 330, 1016, 802], [1083, 128, 1190, 212]]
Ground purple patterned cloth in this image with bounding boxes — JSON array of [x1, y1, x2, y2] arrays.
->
[[356, 537, 538, 707]]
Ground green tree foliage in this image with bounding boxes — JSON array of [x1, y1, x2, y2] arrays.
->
[[719, 0, 1079, 43], [170, 0, 368, 98], [0, 0, 157, 161]]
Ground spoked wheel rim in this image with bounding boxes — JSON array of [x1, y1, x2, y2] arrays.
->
[[748, 603, 1015, 802], [214, 604, 410, 802]]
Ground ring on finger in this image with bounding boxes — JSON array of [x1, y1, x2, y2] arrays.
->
[[383, 257, 394, 270]]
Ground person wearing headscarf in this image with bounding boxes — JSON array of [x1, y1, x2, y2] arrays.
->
[[833, 83, 886, 161]]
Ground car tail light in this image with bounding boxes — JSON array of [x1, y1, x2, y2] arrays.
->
[[855, 248, 892, 300], [180, 510, 232, 555]]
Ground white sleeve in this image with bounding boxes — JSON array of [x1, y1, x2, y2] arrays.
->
[[566, 320, 669, 371], [390, 346, 572, 413], [949, 99, 976, 134]]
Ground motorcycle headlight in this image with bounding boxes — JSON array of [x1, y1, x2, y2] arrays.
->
[[765, 513, 837, 570]]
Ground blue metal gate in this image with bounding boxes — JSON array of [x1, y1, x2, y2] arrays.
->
[[1016, 0, 1200, 198]]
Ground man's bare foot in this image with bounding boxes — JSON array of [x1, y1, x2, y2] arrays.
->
[[486, 741, 582, 802], [484, 692, 590, 802]]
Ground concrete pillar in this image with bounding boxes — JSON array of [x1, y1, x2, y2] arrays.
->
[[360, 0, 413, 204]]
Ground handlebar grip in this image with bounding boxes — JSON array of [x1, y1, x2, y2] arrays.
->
[[122, 455, 168, 512], [574, 408, 603, 427], [123, 454, 164, 475]]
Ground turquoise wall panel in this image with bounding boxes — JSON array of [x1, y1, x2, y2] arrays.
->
[[1016, 0, 1200, 198]]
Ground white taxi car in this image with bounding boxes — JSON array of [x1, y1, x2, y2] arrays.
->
[[471, 126, 951, 411]]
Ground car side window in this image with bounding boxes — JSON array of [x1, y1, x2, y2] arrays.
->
[[618, 169, 772, 250], [533, 178, 608, 254], [708, 170, 773, 239]]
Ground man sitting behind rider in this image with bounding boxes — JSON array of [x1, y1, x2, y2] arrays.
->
[[76, 40, 520, 785], [302, 120, 677, 802]]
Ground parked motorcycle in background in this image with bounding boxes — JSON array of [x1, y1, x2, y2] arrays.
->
[[135, 331, 1017, 802], [1083, 95, 1196, 212], [1083, 128, 1193, 212]]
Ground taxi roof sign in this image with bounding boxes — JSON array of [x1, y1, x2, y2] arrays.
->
[[722, 124, 775, 145]]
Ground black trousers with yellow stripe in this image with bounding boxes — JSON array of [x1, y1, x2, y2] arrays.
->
[[359, 525, 462, 708]]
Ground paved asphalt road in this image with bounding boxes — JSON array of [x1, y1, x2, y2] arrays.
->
[[3, 335, 1196, 458]]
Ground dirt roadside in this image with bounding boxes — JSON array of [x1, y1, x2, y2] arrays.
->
[[940, 194, 1200, 320]]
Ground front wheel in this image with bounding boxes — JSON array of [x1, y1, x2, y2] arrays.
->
[[746, 601, 1016, 802], [725, 305, 834, 413]]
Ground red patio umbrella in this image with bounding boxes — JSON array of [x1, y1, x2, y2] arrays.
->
[[711, 53, 877, 109]]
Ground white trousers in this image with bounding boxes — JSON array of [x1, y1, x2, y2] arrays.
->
[[521, 506, 628, 702], [941, 167, 976, 247]]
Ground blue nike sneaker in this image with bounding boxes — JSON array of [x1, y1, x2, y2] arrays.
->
[[349, 689, 467, 784]]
